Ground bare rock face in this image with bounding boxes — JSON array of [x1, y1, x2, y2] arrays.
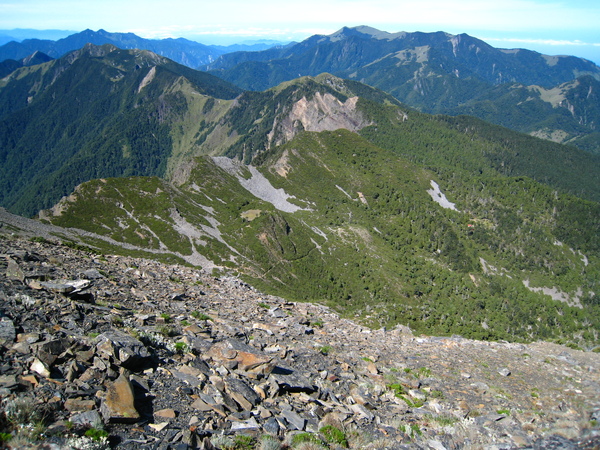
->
[[267, 93, 370, 148]]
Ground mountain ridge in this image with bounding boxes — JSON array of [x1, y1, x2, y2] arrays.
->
[[0, 29, 290, 69], [0, 28, 225, 68], [206, 26, 600, 153]]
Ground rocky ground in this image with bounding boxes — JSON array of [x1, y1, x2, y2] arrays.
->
[[1, 234, 600, 449]]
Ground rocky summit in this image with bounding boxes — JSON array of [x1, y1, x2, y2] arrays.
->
[[1, 235, 599, 449]]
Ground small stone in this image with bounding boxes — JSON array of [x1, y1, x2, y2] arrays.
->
[[498, 368, 511, 377], [155, 408, 177, 419], [148, 422, 169, 432], [30, 357, 51, 378]]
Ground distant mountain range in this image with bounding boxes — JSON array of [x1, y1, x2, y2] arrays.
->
[[0, 50, 53, 78], [205, 26, 600, 153], [0, 29, 287, 69], [0, 28, 77, 45], [2, 26, 598, 152]]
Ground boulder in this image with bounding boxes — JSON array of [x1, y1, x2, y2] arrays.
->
[[100, 372, 140, 423]]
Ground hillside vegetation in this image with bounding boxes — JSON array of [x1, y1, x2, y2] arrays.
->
[[1, 46, 598, 346], [0, 44, 241, 216], [41, 127, 600, 347]]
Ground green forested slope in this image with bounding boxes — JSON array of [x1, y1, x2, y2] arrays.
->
[[0, 44, 241, 216], [42, 127, 600, 347]]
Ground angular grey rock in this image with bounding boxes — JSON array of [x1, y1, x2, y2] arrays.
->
[[471, 382, 489, 393], [70, 410, 103, 428], [281, 408, 306, 431], [263, 417, 280, 435], [6, 258, 25, 282], [172, 369, 204, 388], [350, 403, 374, 421], [269, 307, 288, 319], [39, 281, 75, 294], [96, 330, 150, 369], [498, 368, 511, 377], [81, 269, 105, 279], [230, 417, 260, 432], [37, 338, 67, 366], [269, 365, 316, 393], [0, 374, 18, 389], [225, 377, 261, 410], [0, 317, 16, 345]]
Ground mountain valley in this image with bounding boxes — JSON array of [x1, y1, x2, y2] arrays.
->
[[0, 27, 599, 448]]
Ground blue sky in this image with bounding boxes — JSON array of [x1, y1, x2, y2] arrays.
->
[[1, 0, 599, 63]]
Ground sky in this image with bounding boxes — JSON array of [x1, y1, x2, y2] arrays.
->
[[1, 0, 599, 64]]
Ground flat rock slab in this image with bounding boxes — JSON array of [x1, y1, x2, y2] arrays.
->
[[280, 408, 306, 431], [206, 339, 273, 375], [269, 365, 316, 393], [225, 377, 260, 410]]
